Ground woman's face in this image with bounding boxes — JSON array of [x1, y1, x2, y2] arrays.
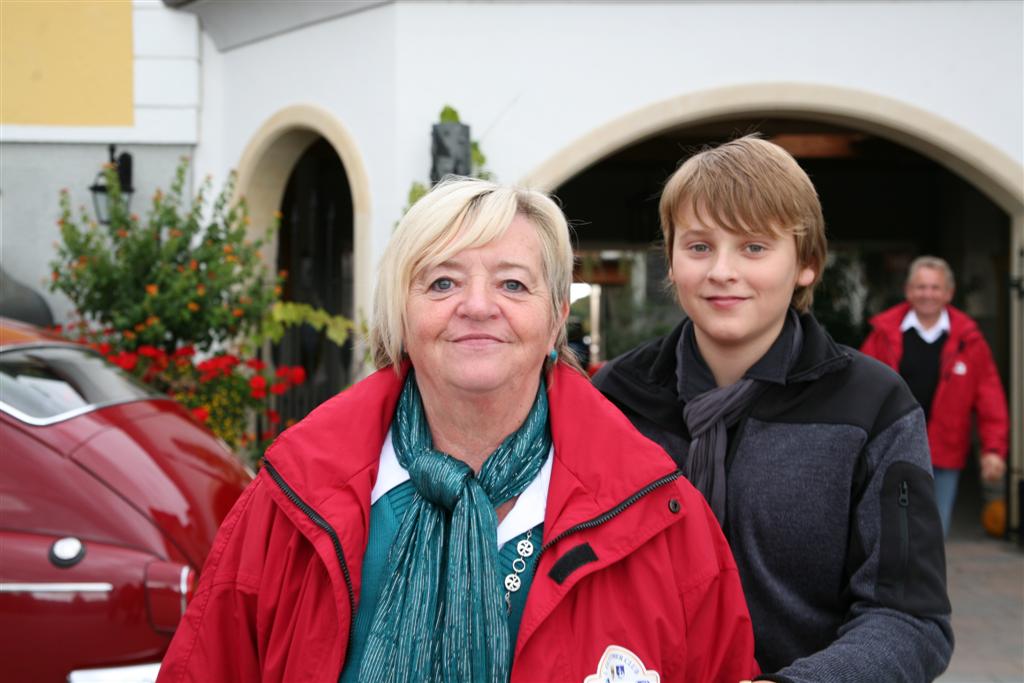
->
[[405, 214, 564, 400]]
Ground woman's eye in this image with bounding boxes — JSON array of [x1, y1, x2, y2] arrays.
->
[[430, 277, 454, 292], [502, 280, 526, 293]]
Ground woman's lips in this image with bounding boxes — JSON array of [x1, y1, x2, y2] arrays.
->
[[452, 334, 504, 346]]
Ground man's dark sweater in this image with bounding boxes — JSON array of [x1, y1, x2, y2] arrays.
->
[[594, 313, 953, 683]]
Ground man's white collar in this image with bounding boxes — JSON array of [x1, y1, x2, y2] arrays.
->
[[901, 308, 950, 344], [371, 430, 552, 549]]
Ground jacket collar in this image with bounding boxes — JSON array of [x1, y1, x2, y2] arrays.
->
[[263, 362, 679, 549], [869, 301, 981, 346], [598, 312, 850, 432]]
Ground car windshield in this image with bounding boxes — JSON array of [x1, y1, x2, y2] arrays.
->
[[0, 345, 157, 423]]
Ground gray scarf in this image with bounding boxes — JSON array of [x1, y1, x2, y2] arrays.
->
[[677, 310, 803, 526]]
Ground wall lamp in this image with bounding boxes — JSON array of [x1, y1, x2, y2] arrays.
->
[[89, 144, 134, 224]]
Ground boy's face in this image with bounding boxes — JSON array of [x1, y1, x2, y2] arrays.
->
[[669, 203, 815, 356]]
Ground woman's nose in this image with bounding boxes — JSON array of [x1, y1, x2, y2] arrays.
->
[[458, 279, 499, 318]]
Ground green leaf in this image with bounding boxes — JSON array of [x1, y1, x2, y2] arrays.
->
[[439, 105, 461, 124]]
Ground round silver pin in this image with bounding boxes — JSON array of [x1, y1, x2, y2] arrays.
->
[[504, 573, 522, 592], [516, 539, 534, 557]]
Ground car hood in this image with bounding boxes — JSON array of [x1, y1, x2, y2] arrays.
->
[[69, 399, 252, 568]]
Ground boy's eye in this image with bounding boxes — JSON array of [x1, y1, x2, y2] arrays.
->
[[502, 280, 526, 293], [689, 243, 711, 253], [430, 277, 455, 292], [745, 244, 767, 254]]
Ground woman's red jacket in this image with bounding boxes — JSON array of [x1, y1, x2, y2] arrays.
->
[[157, 363, 757, 682]]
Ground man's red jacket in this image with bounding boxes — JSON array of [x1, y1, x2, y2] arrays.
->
[[860, 302, 1008, 470], [157, 363, 757, 682]]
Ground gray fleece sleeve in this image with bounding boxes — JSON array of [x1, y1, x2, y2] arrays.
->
[[767, 408, 954, 683]]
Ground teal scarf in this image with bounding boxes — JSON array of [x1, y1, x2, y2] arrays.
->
[[358, 370, 552, 682]]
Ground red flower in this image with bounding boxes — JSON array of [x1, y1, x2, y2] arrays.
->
[[270, 382, 287, 396], [137, 345, 161, 358], [110, 351, 138, 371], [246, 358, 266, 371], [289, 366, 307, 385], [96, 342, 111, 356], [275, 366, 290, 379], [266, 409, 281, 424], [191, 406, 209, 423], [173, 345, 195, 358], [249, 375, 267, 399]]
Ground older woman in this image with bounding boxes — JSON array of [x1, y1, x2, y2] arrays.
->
[[157, 178, 756, 683]]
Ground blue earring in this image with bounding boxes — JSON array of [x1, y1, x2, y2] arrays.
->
[[548, 349, 558, 362]]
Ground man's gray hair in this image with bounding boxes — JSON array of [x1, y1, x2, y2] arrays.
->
[[907, 255, 955, 290]]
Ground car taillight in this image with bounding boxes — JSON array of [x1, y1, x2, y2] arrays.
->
[[144, 560, 196, 633]]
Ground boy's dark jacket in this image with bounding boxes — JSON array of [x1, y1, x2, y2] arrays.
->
[[594, 313, 954, 683]]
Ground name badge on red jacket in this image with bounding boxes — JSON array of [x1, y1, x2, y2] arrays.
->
[[584, 645, 660, 683]]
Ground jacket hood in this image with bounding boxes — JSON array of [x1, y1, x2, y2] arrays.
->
[[263, 362, 681, 546]]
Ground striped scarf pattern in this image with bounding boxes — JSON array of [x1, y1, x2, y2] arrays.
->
[[358, 370, 551, 682]]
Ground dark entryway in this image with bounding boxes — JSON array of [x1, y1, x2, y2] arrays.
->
[[556, 119, 1011, 371], [273, 137, 354, 423], [555, 119, 1013, 535]]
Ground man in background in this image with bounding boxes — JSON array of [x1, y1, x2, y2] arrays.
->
[[861, 256, 1008, 536]]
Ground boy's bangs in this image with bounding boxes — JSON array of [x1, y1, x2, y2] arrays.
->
[[685, 185, 806, 240]]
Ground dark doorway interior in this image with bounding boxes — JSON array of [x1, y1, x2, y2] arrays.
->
[[555, 119, 1012, 534], [274, 137, 354, 424]]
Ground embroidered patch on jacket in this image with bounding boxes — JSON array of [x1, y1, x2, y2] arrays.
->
[[953, 361, 968, 375], [583, 645, 660, 683]]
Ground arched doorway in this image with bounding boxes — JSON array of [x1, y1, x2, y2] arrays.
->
[[273, 138, 354, 421], [524, 84, 1024, 537], [233, 105, 373, 422]]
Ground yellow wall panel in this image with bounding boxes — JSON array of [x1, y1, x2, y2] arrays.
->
[[1, 0, 133, 126]]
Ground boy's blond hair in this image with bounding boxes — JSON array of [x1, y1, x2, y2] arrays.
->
[[659, 135, 827, 312]]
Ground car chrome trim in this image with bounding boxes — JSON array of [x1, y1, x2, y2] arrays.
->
[[0, 341, 88, 353], [0, 582, 113, 593], [68, 661, 161, 683], [0, 396, 177, 426]]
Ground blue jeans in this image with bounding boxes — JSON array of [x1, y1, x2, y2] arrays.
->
[[932, 467, 961, 538]]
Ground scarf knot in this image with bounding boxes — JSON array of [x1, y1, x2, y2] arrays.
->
[[358, 370, 552, 682], [408, 450, 473, 510]]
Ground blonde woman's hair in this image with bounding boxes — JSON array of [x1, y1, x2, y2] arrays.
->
[[371, 176, 580, 372], [659, 134, 828, 312]]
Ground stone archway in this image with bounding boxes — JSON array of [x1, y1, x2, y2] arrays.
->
[[522, 82, 1024, 531], [235, 104, 373, 332]]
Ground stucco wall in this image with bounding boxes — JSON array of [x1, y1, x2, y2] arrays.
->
[[204, 1, 1022, 272]]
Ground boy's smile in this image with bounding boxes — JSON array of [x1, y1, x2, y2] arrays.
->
[[669, 203, 815, 380]]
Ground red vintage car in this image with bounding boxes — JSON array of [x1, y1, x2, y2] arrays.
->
[[0, 318, 252, 682]]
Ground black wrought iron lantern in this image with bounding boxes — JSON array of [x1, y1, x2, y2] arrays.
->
[[89, 144, 134, 224]]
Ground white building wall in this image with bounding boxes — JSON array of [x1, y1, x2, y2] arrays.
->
[[213, 3, 399, 263], [393, 0, 1022, 186], [201, 0, 1021, 292]]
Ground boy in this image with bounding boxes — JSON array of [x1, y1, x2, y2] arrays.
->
[[594, 136, 953, 682]]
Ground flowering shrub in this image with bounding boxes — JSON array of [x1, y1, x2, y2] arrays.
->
[[48, 158, 343, 464]]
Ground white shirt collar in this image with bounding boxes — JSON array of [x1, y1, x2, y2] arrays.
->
[[900, 308, 951, 344], [371, 430, 552, 549]]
